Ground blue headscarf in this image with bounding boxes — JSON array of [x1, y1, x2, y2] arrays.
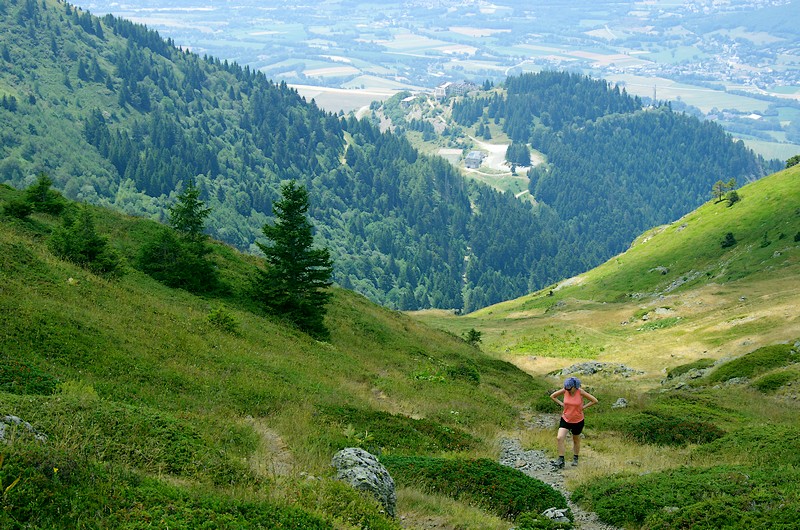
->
[[564, 377, 581, 390]]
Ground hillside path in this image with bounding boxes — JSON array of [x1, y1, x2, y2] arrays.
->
[[499, 415, 620, 530]]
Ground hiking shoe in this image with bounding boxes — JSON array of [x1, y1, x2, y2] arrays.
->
[[551, 459, 565, 469], [571, 459, 579, 467]]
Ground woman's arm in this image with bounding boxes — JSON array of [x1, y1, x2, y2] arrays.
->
[[550, 388, 566, 407], [580, 389, 599, 409]]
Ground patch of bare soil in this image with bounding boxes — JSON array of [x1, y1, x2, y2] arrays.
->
[[245, 417, 295, 478]]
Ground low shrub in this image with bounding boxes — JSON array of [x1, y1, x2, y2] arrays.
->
[[532, 393, 560, 413], [637, 316, 681, 331], [380, 455, 568, 520], [572, 465, 800, 528], [693, 425, 800, 467], [515, 510, 571, 529], [644, 494, 800, 529], [749, 369, 798, 393], [0, 442, 331, 529], [446, 362, 480, 384], [618, 412, 724, 446], [706, 343, 797, 383], [320, 406, 478, 454], [0, 359, 59, 395], [666, 358, 715, 379], [2, 198, 33, 219], [292, 479, 402, 530], [3, 394, 254, 486], [207, 305, 240, 334]]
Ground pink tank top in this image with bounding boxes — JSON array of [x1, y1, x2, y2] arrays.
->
[[562, 390, 584, 423]]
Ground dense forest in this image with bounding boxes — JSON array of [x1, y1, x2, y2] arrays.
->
[[0, 0, 586, 311], [452, 71, 781, 257], [0, 1, 779, 311]]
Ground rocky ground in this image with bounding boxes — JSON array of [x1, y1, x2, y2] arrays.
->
[[499, 414, 620, 530]]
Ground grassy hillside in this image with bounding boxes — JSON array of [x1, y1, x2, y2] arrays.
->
[[417, 164, 800, 376], [413, 166, 800, 528], [0, 184, 561, 529]]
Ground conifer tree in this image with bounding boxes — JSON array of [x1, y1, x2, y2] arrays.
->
[[25, 172, 65, 214], [253, 180, 333, 339], [138, 179, 218, 292], [49, 205, 122, 275], [169, 179, 211, 246]]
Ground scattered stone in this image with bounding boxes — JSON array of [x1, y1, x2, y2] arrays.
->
[[499, 435, 621, 530], [661, 270, 703, 294], [611, 398, 628, 409], [723, 377, 749, 386], [557, 362, 644, 378], [542, 507, 571, 523], [331, 448, 396, 517], [0, 415, 48, 443]]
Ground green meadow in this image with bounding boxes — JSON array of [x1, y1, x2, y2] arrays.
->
[[2, 166, 799, 528]]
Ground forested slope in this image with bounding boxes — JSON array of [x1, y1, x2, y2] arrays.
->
[[0, 0, 581, 311], [0, 1, 779, 312], [453, 71, 781, 258]]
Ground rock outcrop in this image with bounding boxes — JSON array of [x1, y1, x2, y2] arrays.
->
[[332, 447, 396, 517]]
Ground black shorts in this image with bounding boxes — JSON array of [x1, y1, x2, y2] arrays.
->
[[559, 417, 585, 436]]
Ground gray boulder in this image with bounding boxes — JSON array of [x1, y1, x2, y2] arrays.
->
[[611, 398, 628, 409], [331, 447, 396, 517], [1, 415, 48, 443], [542, 507, 570, 523]]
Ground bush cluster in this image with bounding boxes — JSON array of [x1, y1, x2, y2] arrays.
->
[[320, 406, 478, 453], [292, 479, 402, 530], [619, 412, 724, 446], [380, 455, 568, 520], [4, 394, 254, 486], [446, 362, 481, 384], [515, 511, 572, 529], [572, 465, 800, 528], [0, 359, 59, 395], [665, 358, 715, 379], [207, 305, 240, 334], [693, 425, 800, 467], [749, 369, 798, 393], [0, 443, 330, 529], [706, 343, 797, 383]]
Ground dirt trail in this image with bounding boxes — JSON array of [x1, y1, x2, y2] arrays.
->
[[499, 415, 620, 530]]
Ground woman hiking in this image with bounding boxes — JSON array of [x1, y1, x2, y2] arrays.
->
[[550, 376, 598, 468]]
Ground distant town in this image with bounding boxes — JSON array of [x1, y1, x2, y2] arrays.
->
[[79, 0, 800, 159]]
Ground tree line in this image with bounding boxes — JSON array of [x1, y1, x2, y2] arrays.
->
[[3, 173, 333, 339], [0, 1, 781, 312], [453, 71, 781, 258]]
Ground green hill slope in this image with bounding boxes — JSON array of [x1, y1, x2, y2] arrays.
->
[[413, 165, 800, 530], [0, 0, 580, 312], [416, 164, 800, 375], [0, 185, 558, 529], [1, 0, 784, 313]]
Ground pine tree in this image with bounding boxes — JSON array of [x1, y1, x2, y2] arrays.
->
[[49, 205, 122, 276], [169, 179, 211, 245], [24, 172, 65, 214], [138, 179, 218, 292], [253, 180, 333, 339]]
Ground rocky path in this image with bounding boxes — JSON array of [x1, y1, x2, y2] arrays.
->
[[499, 415, 620, 530]]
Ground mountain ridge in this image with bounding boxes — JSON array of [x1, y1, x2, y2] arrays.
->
[[0, 0, 780, 312]]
